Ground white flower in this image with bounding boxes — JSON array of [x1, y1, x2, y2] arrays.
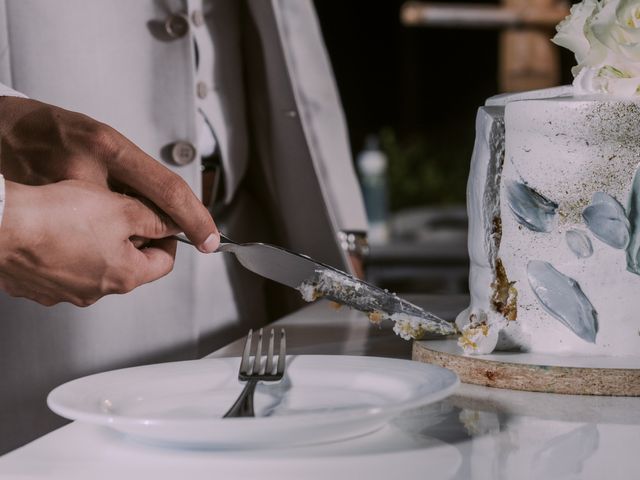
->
[[591, 0, 640, 61], [574, 63, 640, 94], [553, 0, 640, 95], [552, 0, 600, 63]]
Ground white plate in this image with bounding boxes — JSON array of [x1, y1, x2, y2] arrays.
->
[[47, 355, 459, 448]]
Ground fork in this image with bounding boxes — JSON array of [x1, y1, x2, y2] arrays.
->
[[223, 328, 287, 418]]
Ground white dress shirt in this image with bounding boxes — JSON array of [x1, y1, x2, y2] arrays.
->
[[0, 85, 27, 226]]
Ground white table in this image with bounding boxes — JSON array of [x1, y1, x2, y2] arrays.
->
[[1, 295, 638, 480]]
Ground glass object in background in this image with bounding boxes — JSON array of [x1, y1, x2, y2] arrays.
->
[[357, 135, 389, 244]]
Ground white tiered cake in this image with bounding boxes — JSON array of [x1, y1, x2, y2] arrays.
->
[[456, 0, 640, 357], [457, 89, 640, 356]]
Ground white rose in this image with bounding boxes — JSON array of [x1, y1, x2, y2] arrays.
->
[[553, 0, 640, 95], [574, 63, 640, 95], [552, 0, 600, 64], [591, 0, 640, 62]]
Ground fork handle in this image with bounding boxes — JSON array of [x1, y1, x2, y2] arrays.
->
[[223, 379, 258, 418]]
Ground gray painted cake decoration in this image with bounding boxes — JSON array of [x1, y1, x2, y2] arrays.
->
[[582, 192, 630, 250], [626, 169, 640, 275], [565, 229, 593, 259], [526, 260, 598, 343], [505, 180, 558, 233]]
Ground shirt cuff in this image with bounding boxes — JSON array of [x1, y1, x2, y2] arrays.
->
[[0, 83, 27, 98], [0, 174, 5, 227], [0, 84, 24, 227]]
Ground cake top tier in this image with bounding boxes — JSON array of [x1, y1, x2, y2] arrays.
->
[[486, 85, 640, 107], [553, 0, 640, 96]]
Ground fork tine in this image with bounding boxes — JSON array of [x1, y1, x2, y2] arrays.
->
[[240, 329, 253, 375], [253, 328, 264, 375], [276, 328, 286, 375], [224, 327, 286, 418], [265, 329, 275, 375]]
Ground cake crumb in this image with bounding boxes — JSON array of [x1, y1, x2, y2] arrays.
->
[[458, 318, 500, 355], [368, 310, 385, 325], [491, 258, 518, 321]]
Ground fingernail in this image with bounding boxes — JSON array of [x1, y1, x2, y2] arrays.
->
[[198, 233, 219, 253]]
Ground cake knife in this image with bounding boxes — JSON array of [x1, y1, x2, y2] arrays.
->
[[172, 233, 456, 337]]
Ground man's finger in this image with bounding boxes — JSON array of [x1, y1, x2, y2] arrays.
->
[[108, 141, 219, 252], [132, 238, 177, 286], [122, 196, 181, 239]]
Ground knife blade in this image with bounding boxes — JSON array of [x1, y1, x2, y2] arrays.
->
[[172, 233, 456, 337]]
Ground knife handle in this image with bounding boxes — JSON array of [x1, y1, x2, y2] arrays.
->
[[171, 232, 235, 248]]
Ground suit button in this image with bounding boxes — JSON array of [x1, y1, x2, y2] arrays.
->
[[192, 10, 205, 27], [165, 14, 189, 38], [170, 141, 197, 166], [196, 81, 208, 99]]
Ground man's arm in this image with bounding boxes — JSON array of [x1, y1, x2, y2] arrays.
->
[[0, 90, 219, 305]]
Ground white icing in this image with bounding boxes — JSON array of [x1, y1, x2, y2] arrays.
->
[[458, 320, 500, 355], [499, 95, 640, 355], [461, 86, 640, 357], [459, 107, 505, 332], [391, 313, 432, 340], [485, 86, 573, 107], [297, 282, 318, 302]]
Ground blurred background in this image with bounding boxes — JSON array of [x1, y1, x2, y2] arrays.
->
[[314, 0, 576, 295]]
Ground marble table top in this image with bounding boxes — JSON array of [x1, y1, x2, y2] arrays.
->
[[0, 294, 637, 480]]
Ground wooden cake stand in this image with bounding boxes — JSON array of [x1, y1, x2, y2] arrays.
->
[[413, 338, 640, 396]]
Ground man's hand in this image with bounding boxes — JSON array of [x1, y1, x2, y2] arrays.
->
[[0, 180, 179, 307], [0, 96, 219, 252]]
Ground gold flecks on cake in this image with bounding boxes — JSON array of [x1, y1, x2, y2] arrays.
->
[[551, 101, 640, 225], [457, 316, 500, 355], [458, 323, 489, 350], [492, 215, 502, 246]]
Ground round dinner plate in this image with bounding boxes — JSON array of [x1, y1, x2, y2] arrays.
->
[[47, 355, 459, 448]]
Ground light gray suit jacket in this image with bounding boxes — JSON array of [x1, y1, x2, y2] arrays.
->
[[0, 0, 367, 453]]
